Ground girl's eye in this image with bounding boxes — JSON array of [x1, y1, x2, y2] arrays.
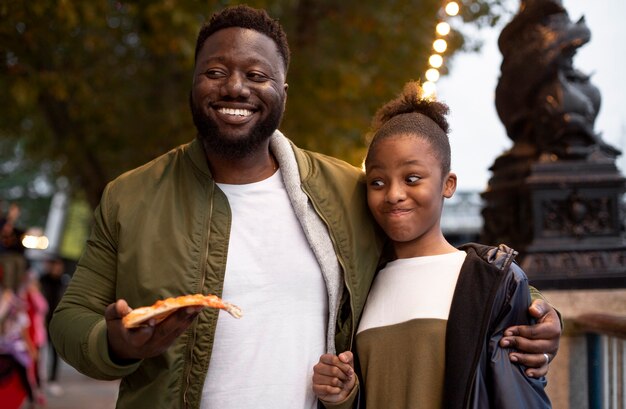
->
[[406, 175, 420, 184], [369, 179, 385, 187]]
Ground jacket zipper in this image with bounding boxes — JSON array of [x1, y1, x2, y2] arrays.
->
[[183, 185, 215, 408]]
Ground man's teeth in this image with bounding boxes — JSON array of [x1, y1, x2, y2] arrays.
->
[[218, 108, 252, 117]]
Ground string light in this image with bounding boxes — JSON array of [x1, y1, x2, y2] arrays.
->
[[436, 22, 451, 36], [433, 39, 447, 53], [422, 81, 437, 98], [429, 54, 444, 68], [425, 68, 440, 82], [419, 1, 461, 98], [445, 1, 460, 16]]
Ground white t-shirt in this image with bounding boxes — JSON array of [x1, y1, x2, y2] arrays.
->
[[357, 251, 467, 334], [201, 170, 327, 409]]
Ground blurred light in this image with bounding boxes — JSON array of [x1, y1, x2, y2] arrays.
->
[[422, 81, 437, 97], [429, 54, 443, 68], [433, 39, 447, 53], [22, 234, 49, 250], [436, 22, 451, 36], [445, 2, 460, 16], [425, 68, 440, 82]]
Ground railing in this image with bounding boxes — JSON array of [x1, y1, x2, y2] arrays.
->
[[572, 314, 626, 409]]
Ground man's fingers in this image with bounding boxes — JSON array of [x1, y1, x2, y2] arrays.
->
[[528, 299, 548, 320], [126, 325, 156, 347], [501, 333, 553, 354], [105, 299, 131, 321], [501, 321, 560, 355], [509, 352, 550, 378], [154, 308, 199, 339]]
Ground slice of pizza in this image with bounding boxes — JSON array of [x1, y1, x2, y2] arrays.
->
[[122, 294, 242, 328]]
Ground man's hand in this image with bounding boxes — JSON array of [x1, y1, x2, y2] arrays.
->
[[312, 352, 356, 404], [500, 299, 561, 377], [105, 299, 202, 362]]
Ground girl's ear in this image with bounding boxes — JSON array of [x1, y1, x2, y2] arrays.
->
[[443, 172, 457, 199]]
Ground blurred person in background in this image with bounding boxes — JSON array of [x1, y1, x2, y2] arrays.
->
[[0, 203, 27, 292], [0, 203, 25, 254], [0, 266, 38, 409], [39, 256, 67, 396], [18, 265, 48, 407]]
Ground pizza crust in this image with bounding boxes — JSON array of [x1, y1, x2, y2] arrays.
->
[[122, 294, 242, 328]]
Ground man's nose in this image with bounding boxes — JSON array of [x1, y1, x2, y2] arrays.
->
[[221, 73, 250, 99]]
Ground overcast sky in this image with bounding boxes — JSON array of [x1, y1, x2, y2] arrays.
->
[[438, 0, 626, 191]]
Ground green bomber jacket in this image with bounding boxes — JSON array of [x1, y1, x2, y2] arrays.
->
[[49, 132, 383, 409]]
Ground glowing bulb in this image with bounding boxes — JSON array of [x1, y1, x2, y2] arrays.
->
[[425, 68, 440, 82], [429, 54, 443, 68], [22, 235, 49, 250], [433, 39, 447, 53], [436, 22, 451, 36], [445, 1, 460, 16], [422, 81, 437, 98]]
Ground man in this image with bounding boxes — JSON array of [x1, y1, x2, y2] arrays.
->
[[50, 5, 561, 409]]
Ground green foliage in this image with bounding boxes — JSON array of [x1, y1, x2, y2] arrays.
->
[[1, 0, 505, 209], [0, 138, 56, 229]]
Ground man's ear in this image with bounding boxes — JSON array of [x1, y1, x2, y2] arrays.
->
[[443, 172, 457, 199]]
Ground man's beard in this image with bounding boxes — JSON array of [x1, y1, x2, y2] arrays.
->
[[190, 97, 283, 160]]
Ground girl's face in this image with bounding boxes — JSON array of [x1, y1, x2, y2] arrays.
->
[[365, 134, 456, 258]]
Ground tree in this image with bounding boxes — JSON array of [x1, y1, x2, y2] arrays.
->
[[0, 0, 507, 209], [0, 138, 57, 229]]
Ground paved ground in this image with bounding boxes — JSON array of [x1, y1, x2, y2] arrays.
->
[[21, 360, 119, 409]]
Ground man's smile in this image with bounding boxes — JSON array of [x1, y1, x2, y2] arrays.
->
[[218, 107, 253, 117], [213, 105, 257, 125]]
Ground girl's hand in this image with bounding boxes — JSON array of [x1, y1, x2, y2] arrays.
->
[[312, 352, 356, 403]]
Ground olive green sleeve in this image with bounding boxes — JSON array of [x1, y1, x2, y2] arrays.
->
[[49, 185, 142, 380]]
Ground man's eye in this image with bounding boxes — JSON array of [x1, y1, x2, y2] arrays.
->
[[248, 72, 269, 82], [406, 175, 420, 184], [205, 69, 226, 78]]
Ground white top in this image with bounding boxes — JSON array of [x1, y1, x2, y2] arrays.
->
[[201, 170, 327, 409], [357, 251, 467, 334]]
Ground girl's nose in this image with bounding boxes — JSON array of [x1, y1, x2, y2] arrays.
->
[[386, 182, 406, 204]]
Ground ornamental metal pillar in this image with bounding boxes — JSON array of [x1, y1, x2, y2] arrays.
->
[[480, 0, 626, 289]]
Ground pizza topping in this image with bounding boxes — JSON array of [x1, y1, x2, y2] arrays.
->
[[122, 294, 242, 328]]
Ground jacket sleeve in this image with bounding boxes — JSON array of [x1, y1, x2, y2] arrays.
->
[[49, 184, 142, 380], [472, 264, 552, 409]]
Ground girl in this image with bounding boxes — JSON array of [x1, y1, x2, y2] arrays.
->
[[312, 82, 552, 409]]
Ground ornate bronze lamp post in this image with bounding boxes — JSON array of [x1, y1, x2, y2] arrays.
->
[[481, 0, 626, 288]]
